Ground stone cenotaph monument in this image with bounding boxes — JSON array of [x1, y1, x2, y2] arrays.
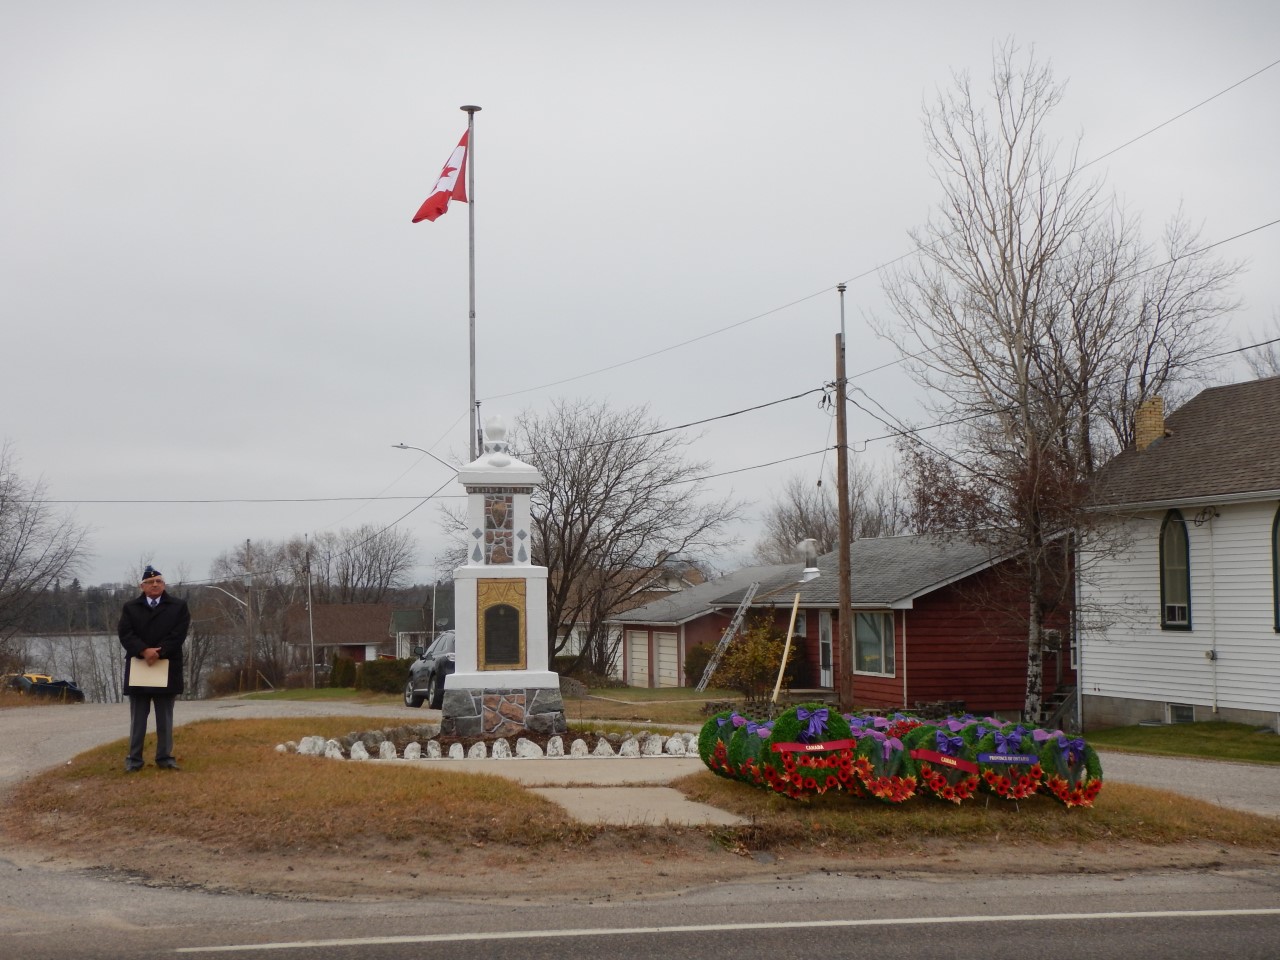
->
[[440, 417, 568, 737]]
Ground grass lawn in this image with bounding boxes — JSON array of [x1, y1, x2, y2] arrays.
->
[[8, 715, 1280, 867], [1087, 721, 1280, 765]]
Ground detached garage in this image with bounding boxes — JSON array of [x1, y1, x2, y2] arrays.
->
[[612, 564, 792, 688]]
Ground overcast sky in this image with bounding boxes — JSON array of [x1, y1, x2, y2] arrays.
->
[[4, 2, 1278, 588]]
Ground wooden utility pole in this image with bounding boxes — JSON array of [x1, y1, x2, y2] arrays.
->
[[244, 538, 255, 690], [834, 284, 853, 711]]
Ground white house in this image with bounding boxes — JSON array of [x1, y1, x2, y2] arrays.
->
[[1079, 377, 1280, 731]]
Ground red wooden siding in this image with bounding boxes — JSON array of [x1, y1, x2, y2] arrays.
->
[[854, 567, 1074, 714]]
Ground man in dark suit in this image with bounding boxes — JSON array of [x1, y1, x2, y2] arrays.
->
[[118, 565, 190, 772]]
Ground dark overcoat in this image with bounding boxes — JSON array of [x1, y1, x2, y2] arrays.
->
[[118, 592, 190, 696]]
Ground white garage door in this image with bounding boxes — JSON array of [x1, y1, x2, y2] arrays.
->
[[655, 632, 679, 687], [627, 630, 650, 687]]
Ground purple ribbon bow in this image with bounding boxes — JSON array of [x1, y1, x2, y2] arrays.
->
[[746, 721, 771, 738], [1058, 736, 1087, 766], [882, 736, 903, 761], [994, 729, 1023, 755], [935, 731, 965, 756], [731, 713, 747, 727], [796, 707, 829, 743]]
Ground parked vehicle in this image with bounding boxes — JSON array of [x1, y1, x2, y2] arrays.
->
[[404, 631, 455, 709], [3, 673, 86, 702]]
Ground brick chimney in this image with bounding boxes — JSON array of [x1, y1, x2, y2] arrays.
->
[[1134, 397, 1166, 451]]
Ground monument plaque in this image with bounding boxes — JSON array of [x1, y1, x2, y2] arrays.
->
[[484, 604, 521, 665]]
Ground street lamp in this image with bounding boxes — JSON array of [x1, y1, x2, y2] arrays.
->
[[205, 572, 253, 692], [391, 443, 458, 472], [204, 584, 247, 608]]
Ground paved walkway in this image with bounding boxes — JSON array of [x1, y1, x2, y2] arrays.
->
[[3, 701, 1277, 825]]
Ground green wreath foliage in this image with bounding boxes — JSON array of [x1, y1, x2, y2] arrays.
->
[[974, 725, 1043, 800], [761, 704, 855, 799], [726, 719, 773, 786], [1039, 733, 1104, 807], [697, 713, 1103, 811]]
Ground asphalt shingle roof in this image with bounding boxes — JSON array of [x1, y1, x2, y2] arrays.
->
[[1091, 376, 1280, 507], [717, 534, 998, 609], [611, 534, 1001, 623], [608, 563, 794, 624]]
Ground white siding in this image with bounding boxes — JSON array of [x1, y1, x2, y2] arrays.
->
[[626, 629, 650, 687], [1080, 500, 1280, 713], [655, 631, 679, 687]]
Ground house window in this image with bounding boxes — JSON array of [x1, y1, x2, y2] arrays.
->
[[854, 611, 894, 676], [1168, 703, 1195, 724], [1159, 510, 1191, 629]]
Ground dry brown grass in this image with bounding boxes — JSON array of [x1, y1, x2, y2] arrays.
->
[[674, 773, 1280, 850], [6, 715, 1279, 898], [563, 695, 731, 725], [0, 690, 48, 710], [7, 716, 582, 858]]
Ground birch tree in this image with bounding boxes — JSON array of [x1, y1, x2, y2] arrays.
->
[[880, 42, 1238, 719]]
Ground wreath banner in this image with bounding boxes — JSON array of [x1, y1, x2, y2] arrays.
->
[[770, 739, 859, 754], [910, 749, 979, 775]]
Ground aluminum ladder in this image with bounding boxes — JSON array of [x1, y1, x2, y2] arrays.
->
[[695, 582, 759, 691]]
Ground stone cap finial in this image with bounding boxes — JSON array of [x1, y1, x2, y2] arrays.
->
[[483, 416, 511, 466]]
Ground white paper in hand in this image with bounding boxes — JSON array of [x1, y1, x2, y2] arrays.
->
[[129, 657, 170, 688]]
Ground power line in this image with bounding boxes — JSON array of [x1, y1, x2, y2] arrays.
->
[[33, 386, 829, 506], [477, 58, 1280, 402], [671, 448, 833, 485]]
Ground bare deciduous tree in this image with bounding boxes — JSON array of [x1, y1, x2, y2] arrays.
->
[[301, 526, 417, 604], [1241, 312, 1280, 379], [0, 442, 91, 661], [879, 42, 1238, 719], [503, 399, 742, 672], [752, 460, 908, 563]]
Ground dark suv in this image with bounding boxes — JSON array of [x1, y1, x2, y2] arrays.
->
[[404, 631, 455, 709]]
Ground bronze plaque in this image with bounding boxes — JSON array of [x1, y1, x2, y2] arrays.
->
[[484, 605, 520, 664], [477, 579, 526, 669]]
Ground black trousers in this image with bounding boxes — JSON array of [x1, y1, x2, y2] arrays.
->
[[127, 694, 176, 769]]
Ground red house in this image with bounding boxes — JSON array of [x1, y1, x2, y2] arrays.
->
[[611, 534, 1075, 718]]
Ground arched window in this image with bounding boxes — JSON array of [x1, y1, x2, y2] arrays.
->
[[1160, 510, 1191, 629]]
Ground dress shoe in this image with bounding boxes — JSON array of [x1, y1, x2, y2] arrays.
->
[[156, 761, 181, 771], [124, 766, 142, 774]]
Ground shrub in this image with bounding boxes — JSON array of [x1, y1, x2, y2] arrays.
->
[[356, 658, 412, 694], [330, 655, 357, 689], [683, 643, 714, 688], [710, 616, 798, 709]]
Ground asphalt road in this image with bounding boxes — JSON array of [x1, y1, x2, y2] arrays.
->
[[3, 700, 1280, 959], [4, 852, 1279, 960]]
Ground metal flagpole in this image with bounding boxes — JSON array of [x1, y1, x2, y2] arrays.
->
[[462, 104, 481, 460]]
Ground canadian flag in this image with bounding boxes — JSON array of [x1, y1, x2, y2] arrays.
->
[[412, 131, 469, 223]]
